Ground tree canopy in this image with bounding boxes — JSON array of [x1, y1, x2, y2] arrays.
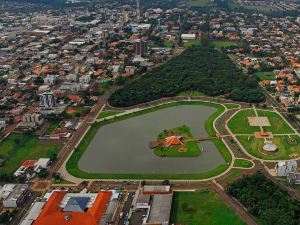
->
[[227, 172, 300, 225], [109, 46, 264, 107]]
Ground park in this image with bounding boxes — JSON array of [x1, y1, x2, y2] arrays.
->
[[66, 101, 232, 180], [228, 108, 300, 160]]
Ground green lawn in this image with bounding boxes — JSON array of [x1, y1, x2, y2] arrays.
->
[[45, 121, 60, 134], [66, 101, 231, 179], [237, 135, 300, 160], [177, 91, 205, 96], [209, 40, 239, 48], [256, 110, 294, 134], [154, 125, 201, 157], [183, 40, 202, 48], [234, 159, 253, 168], [187, 0, 212, 7], [170, 191, 246, 225], [97, 110, 122, 119], [0, 133, 62, 174], [255, 71, 276, 81], [225, 103, 240, 109], [228, 109, 259, 134], [228, 109, 294, 134]]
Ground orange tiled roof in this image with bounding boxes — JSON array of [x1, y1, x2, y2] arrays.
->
[[33, 191, 111, 225], [164, 136, 182, 146], [21, 160, 37, 168]]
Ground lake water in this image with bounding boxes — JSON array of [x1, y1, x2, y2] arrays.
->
[[79, 105, 226, 174]]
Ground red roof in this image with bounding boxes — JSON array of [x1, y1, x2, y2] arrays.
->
[[21, 160, 37, 168], [164, 136, 182, 146], [33, 191, 111, 225]]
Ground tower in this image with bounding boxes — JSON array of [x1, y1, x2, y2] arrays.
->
[[135, 39, 148, 57], [136, 0, 140, 21]]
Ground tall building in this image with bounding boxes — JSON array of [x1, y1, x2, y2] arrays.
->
[[135, 39, 148, 57], [136, 0, 141, 21], [39, 91, 57, 108], [123, 10, 129, 23]]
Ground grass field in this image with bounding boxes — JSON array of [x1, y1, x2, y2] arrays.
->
[[170, 191, 246, 225], [228, 109, 294, 134], [234, 159, 253, 168], [255, 71, 276, 81], [0, 133, 62, 174], [209, 40, 239, 48], [237, 136, 300, 160], [66, 101, 232, 179], [183, 40, 202, 48], [187, 0, 212, 7], [97, 110, 122, 119], [225, 103, 240, 109], [177, 91, 205, 96], [228, 109, 259, 134]]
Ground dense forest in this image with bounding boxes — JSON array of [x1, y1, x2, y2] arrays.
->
[[227, 172, 300, 225], [109, 46, 265, 107]]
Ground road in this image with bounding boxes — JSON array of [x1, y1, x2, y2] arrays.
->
[[49, 88, 115, 177]]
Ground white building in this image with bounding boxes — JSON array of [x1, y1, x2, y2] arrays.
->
[[181, 34, 196, 40], [0, 184, 29, 208], [275, 161, 298, 176]]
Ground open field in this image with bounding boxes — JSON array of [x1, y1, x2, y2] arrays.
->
[[209, 40, 240, 48], [97, 110, 122, 119], [177, 90, 204, 96], [183, 39, 202, 48], [170, 191, 246, 225], [66, 101, 231, 179], [225, 103, 240, 109], [187, 0, 212, 7], [237, 136, 300, 160], [228, 109, 294, 134], [0, 133, 62, 175], [234, 159, 253, 168], [228, 109, 259, 134], [255, 71, 276, 81]]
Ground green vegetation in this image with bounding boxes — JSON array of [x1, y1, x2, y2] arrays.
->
[[0, 133, 62, 177], [109, 46, 264, 107], [228, 109, 258, 134], [237, 136, 300, 160], [225, 103, 240, 109], [228, 109, 294, 134], [234, 159, 253, 168], [154, 125, 201, 157], [177, 90, 204, 96], [187, 0, 212, 7], [97, 110, 121, 119], [170, 191, 246, 225], [256, 110, 294, 134], [53, 178, 73, 184], [45, 121, 60, 134], [227, 172, 300, 225], [209, 40, 239, 48], [183, 39, 202, 48], [66, 101, 231, 179], [255, 71, 276, 81]]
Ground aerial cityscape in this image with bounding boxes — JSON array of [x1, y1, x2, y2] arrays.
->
[[0, 0, 300, 224]]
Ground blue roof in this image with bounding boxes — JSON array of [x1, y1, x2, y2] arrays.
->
[[63, 197, 90, 212]]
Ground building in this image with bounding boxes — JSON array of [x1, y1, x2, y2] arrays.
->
[[123, 10, 129, 23], [145, 194, 172, 225], [181, 34, 196, 40], [288, 172, 300, 185], [27, 191, 112, 225], [17, 113, 44, 131], [0, 184, 30, 208], [39, 91, 57, 108], [135, 39, 148, 57], [275, 161, 298, 176]]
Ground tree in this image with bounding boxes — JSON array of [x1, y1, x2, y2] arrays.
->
[[38, 168, 48, 178]]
